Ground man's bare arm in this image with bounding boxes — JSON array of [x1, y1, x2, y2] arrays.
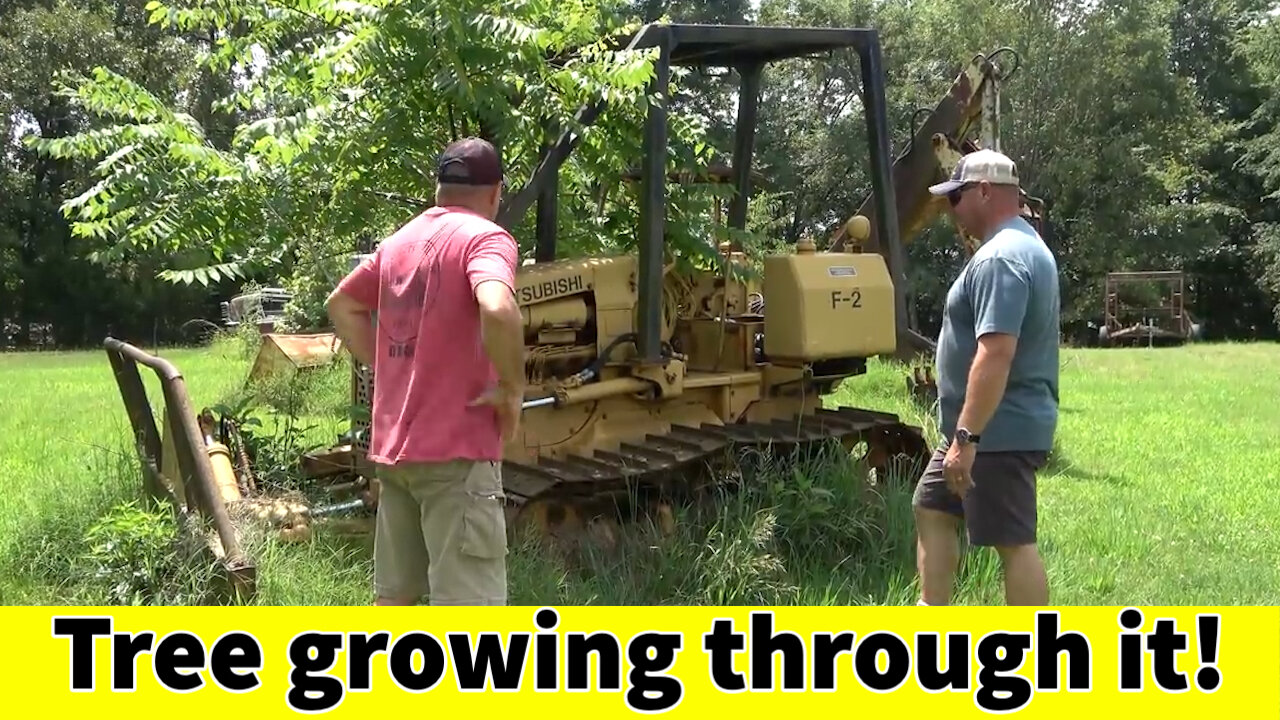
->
[[475, 279, 525, 394], [955, 332, 1017, 435], [326, 289, 376, 367]]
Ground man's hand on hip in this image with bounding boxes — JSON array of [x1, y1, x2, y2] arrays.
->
[[469, 383, 524, 445]]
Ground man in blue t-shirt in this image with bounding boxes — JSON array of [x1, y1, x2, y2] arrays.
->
[[914, 149, 1061, 606]]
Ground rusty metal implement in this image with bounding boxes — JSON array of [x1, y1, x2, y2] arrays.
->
[[104, 337, 256, 600]]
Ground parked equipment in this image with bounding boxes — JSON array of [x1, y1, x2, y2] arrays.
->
[[220, 287, 292, 333], [1099, 270, 1204, 346], [101, 335, 379, 601]]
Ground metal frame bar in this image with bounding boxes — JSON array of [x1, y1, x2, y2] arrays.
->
[[1106, 270, 1187, 281], [637, 26, 673, 363], [858, 33, 906, 342], [103, 337, 256, 597], [534, 118, 560, 262]]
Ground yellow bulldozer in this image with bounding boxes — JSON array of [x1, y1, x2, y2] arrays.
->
[[347, 22, 946, 537], [103, 23, 1044, 598], [344, 25, 1049, 538]]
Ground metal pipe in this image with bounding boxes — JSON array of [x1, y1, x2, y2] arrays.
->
[[106, 350, 163, 497], [535, 119, 559, 262], [160, 376, 246, 567], [637, 27, 671, 365], [102, 337, 254, 592], [858, 34, 908, 342], [307, 498, 367, 517], [682, 371, 761, 389], [982, 57, 1001, 152], [523, 396, 557, 410], [105, 336, 184, 381]]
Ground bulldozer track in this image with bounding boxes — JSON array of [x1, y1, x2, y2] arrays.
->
[[501, 405, 931, 528]]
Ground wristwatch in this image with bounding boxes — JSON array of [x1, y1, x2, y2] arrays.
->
[[955, 427, 981, 446]]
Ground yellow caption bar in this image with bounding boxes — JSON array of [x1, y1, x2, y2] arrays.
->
[[0, 606, 1275, 717]]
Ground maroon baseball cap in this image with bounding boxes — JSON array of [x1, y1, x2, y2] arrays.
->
[[436, 137, 504, 186]]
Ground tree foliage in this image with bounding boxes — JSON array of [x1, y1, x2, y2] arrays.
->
[[29, 0, 734, 326], [5, 0, 1280, 344]]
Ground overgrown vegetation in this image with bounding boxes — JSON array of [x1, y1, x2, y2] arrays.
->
[[208, 328, 351, 496], [0, 448, 227, 606], [504, 441, 936, 606], [3, 340, 1277, 606]]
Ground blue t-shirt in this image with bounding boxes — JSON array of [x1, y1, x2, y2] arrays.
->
[[935, 215, 1060, 452]]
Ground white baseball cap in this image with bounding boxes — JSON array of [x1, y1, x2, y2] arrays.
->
[[928, 149, 1020, 195]]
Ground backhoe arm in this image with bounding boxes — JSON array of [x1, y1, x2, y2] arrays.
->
[[827, 47, 1024, 256], [824, 47, 1047, 368]]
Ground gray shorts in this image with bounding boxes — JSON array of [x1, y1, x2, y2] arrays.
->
[[911, 442, 1049, 547]]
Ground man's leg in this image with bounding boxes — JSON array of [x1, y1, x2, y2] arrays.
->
[[416, 460, 508, 606], [965, 451, 1049, 605], [912, 447, 966, 605], [372, 465, 431, 605], [915, 507, 961, 605], [996, 544, 1048, 605]]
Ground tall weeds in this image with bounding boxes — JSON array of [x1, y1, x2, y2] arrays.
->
[[2, 329, 932, 606], [507, 443, 925, 606]]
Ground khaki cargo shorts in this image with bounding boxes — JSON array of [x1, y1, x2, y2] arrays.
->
[[372, 459, 508, 605]]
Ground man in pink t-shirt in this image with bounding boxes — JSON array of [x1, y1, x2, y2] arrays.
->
[[325, 137, 524, 606]]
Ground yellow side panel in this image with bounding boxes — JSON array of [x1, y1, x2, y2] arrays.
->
[[763, 252, 897, 361]]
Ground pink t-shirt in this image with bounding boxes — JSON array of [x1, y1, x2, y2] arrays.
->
[[335, 206, 518, 465]]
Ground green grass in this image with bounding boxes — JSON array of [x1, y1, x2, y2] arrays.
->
[[1, 335, 1277, 606]]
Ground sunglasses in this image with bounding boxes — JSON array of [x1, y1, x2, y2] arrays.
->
[[948, 183, 976, 207]]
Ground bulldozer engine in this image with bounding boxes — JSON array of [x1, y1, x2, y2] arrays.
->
[[515, 257, 630, 385], [513, 239, 898, 381]]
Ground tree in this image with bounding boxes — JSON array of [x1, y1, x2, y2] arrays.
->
[[0, 0, 214, 347], [31, 0, 728, 328]]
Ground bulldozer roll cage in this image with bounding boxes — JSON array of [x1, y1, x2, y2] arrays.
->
[[495, 23, 907, 367]]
